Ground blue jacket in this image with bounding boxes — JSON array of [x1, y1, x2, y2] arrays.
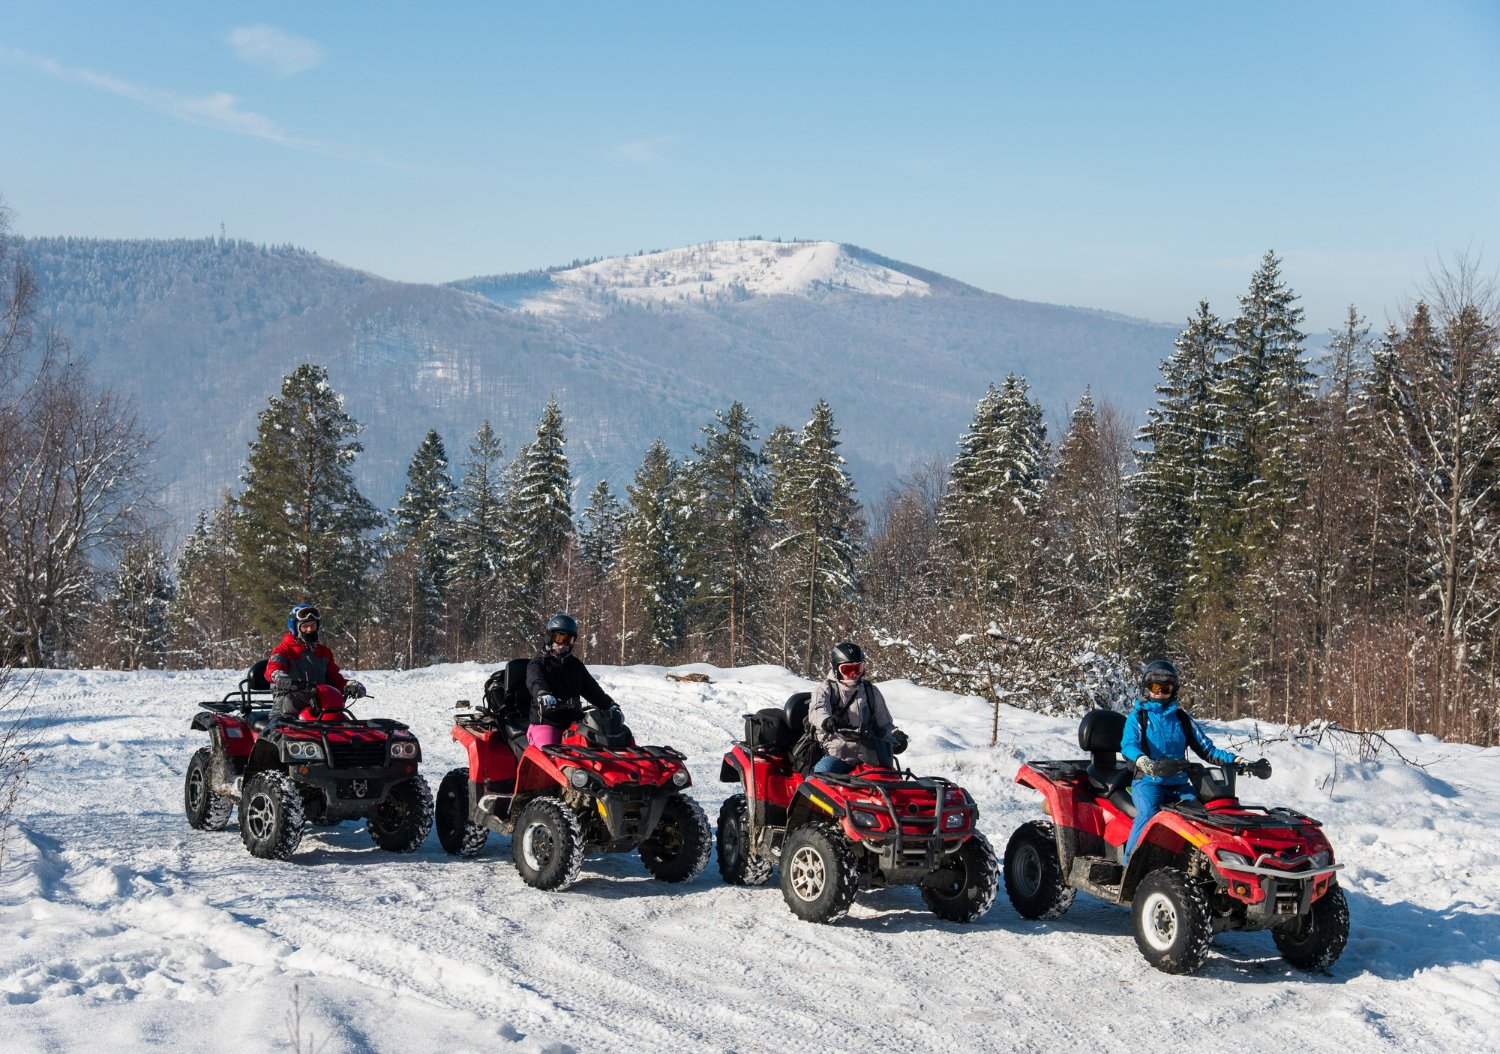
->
[[1120, 696, 1234, 783]]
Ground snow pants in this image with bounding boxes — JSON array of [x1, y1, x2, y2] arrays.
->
[[1125, 775, 1198, 859]]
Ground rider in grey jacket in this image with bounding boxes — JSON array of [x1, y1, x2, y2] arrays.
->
[[808, 642, 905, 774]]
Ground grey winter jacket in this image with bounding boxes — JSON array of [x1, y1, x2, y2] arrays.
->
[[808, 677, 893, 764]]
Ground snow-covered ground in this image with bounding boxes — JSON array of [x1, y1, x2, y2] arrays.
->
[[2, 663, 1497, 1053], [518, 240, 930, 316]]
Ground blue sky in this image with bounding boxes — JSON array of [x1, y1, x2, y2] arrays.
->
[[2, 0, 1496, 330]]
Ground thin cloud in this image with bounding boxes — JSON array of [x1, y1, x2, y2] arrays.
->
[[4, 46, 399, 167], [228, 24, 325, 78], [608, 136, 673, 165]]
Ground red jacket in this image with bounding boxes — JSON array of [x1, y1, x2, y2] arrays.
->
[[265, 632, 347, 691]]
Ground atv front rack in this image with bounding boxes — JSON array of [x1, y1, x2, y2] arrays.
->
[[541, 744, 687, 763], [1171, 800, 1323, 830], [816, 771, 972, 876]]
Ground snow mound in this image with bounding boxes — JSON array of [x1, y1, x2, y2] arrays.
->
[[518, 240, 931, 316]]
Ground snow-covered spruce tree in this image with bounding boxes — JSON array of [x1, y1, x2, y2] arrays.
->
[[769, 400, 863, 677], [169, 492, 255, 668], [938, 375, 1047, 606], [1181, 253, 1312, 710], [617, 440, 686, 662], [1042, 391, 1131, 632], [678, 402, 768, 666], [450, 421, 513, 658], [577, 480, 625, 580], [755, 424, 803, 669], [506, 398, 574, 625], [374, 429, 457, 667], [233, 364, 382, 647], [84, 534, 173, 670], [1118, 301, 1228, 655]]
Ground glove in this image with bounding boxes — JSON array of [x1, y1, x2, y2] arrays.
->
[[540, 694, 562, 716], [270, 670, 293, 691], [888, 728, 909, 755], [344, 679, 367, 699], [1135, 756, 1162, 778], [1249, 758, 1272, 779], [820, 716, 838, 736]]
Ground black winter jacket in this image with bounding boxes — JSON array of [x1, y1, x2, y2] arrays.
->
[[526, 652, 615, 725]]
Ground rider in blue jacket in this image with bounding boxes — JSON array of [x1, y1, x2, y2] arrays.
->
[[1120, 659, 1239, 860]]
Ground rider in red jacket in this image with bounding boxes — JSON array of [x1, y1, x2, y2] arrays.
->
[[266, 603, 364, 719]]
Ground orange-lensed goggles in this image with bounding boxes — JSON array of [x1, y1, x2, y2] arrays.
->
[[838, 661, 866, 679], [550, 631, 577, 645], [1146, 681, 1174, 694]]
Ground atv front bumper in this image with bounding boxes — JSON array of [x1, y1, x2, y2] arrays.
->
[[288, 761, 422, 818]]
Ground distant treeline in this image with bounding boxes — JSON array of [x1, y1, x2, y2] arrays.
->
[[5, 203, 1496, 745]]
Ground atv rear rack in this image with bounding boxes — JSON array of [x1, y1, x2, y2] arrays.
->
[[541, 744, 686, 763]]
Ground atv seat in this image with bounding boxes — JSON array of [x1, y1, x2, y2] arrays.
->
[[499, 658, 532, 756], [784, 691, 811, 734], [1079, 709, 1133, 797]]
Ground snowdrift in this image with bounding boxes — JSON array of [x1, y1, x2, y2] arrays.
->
[[2, 663, 1497, 1052]]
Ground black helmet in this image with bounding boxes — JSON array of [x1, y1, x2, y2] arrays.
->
[[1140, 658, 1179, 698], [545, 613, 579, 638], [830, 641, 866, 680]]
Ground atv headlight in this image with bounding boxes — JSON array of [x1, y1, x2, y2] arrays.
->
[[671, 769, 690, 788], [1216, 849, 1254, 868], [567, 767, 591, 790], [850, 808, 883, 830], [1311, 849, 1333, 868], [943, 811, 966, 830], [389, 741, 418, 759], [287, 740, 324, 760]]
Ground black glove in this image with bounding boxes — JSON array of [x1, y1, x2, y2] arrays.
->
[[270, 670, 293, 691], [344, 679, 367, 699], [1249, 758, 1272, 779], [888, 728, 909, 755], [820, 716, 838, 736]]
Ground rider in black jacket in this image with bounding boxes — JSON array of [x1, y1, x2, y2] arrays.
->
[[525, 613, 616, 747]]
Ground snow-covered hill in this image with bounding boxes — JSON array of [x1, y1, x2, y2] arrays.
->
[[5, 664, 1495, 1052], [518, 240, 933, 316]]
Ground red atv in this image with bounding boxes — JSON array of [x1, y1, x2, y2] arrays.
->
[[435, 659, 711, 891], [184, 662, 433, 861], [1005, 708, 1349, 974], [716, 693, 998, 925]]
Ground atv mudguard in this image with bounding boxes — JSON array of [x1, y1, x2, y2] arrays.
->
[[191, 711, 255, 758], [452, 721, 521, 785]]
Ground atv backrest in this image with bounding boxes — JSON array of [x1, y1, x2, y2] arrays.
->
[[1078, 708, 1126, 759], [483, 658, 533, 722], [245, 659, 271, 693], [784, 691, 811, 732], [746, 707, 794, 751]]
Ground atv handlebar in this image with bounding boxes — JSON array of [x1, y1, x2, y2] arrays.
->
[[1232, 758, 1273, 779]]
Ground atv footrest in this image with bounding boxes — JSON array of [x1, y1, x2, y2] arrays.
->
[[1069, 855, 1124, 903]]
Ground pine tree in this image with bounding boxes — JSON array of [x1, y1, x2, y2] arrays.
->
[[577, 480, 624, 579], [450, 422, 511, 656], [1121, 301, 1229, 653], [90, 535, 174, 670], [170, 491, 254, 667], [678, 402, 768, 666], [769, 401, 863, 676], [1044, 391, 1130, 624], [380, 429, 457, 666], [234, 364, 382, 645], [618, 440, 685, 661], [507, 398, 574, 622]]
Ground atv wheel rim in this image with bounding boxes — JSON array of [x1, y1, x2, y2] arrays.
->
[[187, 766, 206, 812], [1141, 890, 1179, 951], [1011, 843, 1042, 897], [788, 845, 828, 901], [724, 813, 745, 867], [245, 791, 276, 841], [522, 820, 555, 871]]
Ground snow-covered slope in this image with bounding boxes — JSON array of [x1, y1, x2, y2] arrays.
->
[[4, 665, 1496, 1052], [517, 240, 932, 317]]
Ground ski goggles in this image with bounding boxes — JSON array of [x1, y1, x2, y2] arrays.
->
[[292, 605, 321, 624], [550, 631, 577, 646], [837, 661, 866, 680], [1145, 681, 1174, 694]]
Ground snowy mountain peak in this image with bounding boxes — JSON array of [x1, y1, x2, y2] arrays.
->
[[516, 239, 932, 315]]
